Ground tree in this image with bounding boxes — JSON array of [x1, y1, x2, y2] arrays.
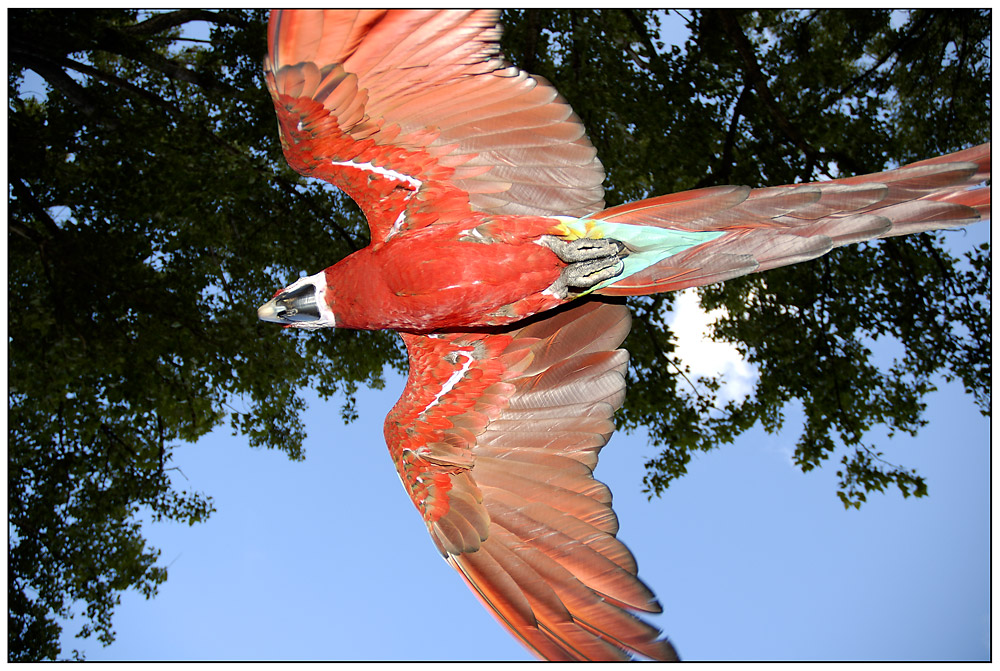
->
[[7, 9, 990, 660], [8, 9, 400, 660]]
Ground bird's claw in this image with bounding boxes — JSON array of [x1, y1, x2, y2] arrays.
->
[[540, 235, 626, 298], [540, 235, 626, 262], [562, 256, 625, 285]]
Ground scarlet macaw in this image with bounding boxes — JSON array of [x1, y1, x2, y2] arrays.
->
[[256, 10, 990, 661]]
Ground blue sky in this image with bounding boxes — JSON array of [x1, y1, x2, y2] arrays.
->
[[58, 221, 990, 662]]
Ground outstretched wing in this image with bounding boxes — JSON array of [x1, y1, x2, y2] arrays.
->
[[591, 143, 991, 295], [265, 9, 605, 242], [384, 300, 677, 661]]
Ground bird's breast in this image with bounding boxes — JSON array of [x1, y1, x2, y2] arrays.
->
[[325, 226, 565, 331]]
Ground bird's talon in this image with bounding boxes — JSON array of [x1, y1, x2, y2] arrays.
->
[[540, 235, 626, 294], [540, 235, 626, 263]]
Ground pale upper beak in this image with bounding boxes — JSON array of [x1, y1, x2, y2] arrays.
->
[[256, 299, 283, 323]]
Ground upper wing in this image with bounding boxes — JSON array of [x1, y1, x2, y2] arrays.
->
[[265, 10, 605, 242], [384, 300, 677, 661], [591, 143, 991, 295]]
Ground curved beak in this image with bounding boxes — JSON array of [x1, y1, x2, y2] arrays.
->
[[257, 283, 321, 324], [256, 298, 285, 323]]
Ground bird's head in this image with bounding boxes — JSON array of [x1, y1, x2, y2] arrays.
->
[[257, 269, 337, 330]]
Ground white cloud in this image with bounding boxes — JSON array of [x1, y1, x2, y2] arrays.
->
[[667, 288, 759, 405]]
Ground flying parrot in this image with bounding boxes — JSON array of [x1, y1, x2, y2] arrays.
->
[[256, 9, 990, 661]]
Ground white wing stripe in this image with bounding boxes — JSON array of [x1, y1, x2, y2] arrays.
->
[[421, 350, 474, 416], [326, 159, 423, 190]]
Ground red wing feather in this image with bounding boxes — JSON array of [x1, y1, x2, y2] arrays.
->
[[265, 10, 605, 243], [383, 300, 678, 661]]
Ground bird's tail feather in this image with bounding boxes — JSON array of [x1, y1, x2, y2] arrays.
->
[[559, 143, 990, 297]]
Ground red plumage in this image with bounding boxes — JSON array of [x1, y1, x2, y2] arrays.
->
[[257, 9, 989, 661]]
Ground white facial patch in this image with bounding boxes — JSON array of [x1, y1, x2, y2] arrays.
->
[[281, 270, 337, 330]]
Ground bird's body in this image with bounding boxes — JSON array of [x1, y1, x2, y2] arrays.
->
[[314, 214, 564, 330], [256, 9, 990, 661]]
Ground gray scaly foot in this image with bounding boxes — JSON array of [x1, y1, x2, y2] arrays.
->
[[539, 235, 627, 298]]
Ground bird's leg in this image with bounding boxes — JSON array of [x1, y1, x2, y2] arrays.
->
[[539, 235, 627, 298]]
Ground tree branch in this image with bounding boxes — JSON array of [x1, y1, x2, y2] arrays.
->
[[623, 9, 665, 75], [9, 177, 62, 238], [631, 306, 710, 407], [516, 9, 541, 75], [123, 9, 246, 37], [714, 12, 811, 154], [820, 11, 932, 112], [8, 44, 102, 120], [97, 23, 241, 98], [697, 82, 752, 188], [712, 10, 862, 177]]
